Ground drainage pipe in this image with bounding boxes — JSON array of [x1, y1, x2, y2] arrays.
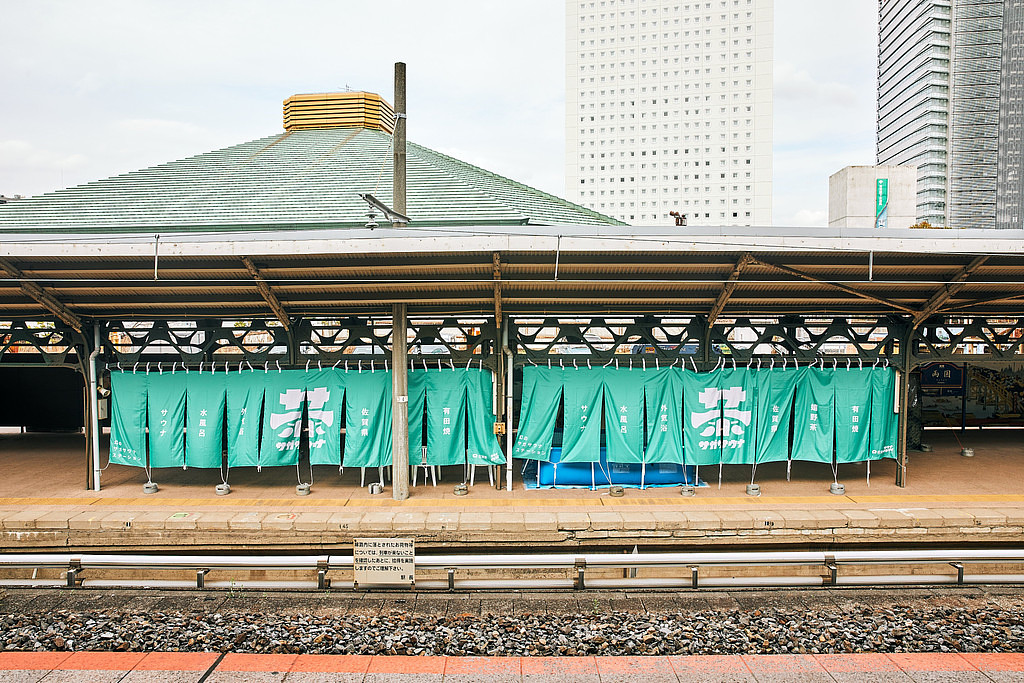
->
[[88, 324, 102, 491]]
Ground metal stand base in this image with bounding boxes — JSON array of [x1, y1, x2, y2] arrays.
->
[[296, 483, 311, 496], [830, 482, 846, 495], [142, 482, 159, 494], [680, 485, 696, 497], [608, 485, 625, 497], [215, 483, 231, 496], [453, 482, 469, 496], [961, 448, 975, 458], [745, 483, 761, 497], [368, 482, 384, 495]]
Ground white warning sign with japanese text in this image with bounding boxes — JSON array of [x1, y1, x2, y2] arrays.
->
[[353, 538, 415, 587]]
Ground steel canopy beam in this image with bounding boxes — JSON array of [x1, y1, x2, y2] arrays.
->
[[0, 257, 83, 332], [913, 256, 989, 324], [708, 252, 752, 326], [749, 256, 916, 314], [241, 257, 291, 331]]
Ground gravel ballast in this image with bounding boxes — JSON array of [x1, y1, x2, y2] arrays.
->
[[2, 603, 1023, 656]]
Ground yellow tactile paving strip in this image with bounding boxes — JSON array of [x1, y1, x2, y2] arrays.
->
[[3, 493, 1024, 509]]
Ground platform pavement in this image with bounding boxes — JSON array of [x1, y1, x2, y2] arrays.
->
[[1, 651, 1023, 682]]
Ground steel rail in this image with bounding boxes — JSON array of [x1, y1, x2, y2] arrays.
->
[[0, 549, 1022, 591]]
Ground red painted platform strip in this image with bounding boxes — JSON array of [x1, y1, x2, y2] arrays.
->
[[2, 651, 1024, 676], [0, 652, 73, 670], [135, 651, 221, 671], [291, 653, 373, 673], [218, 652, 298, 672]]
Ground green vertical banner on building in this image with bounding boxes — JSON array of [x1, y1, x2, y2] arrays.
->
[[226, 370, 264, 468], [146, 372, 186, 469], [305, 368, 344, 466], [718, 367, 757, 465], [643, 367, 684, 464], [869, 367, 899, 460], [512, 366, 563, 461], [602, 367, 646, 464], [681, 369, 722, 467], [343, 368, 392, 468], [407, 369, 427, 463], [260, 369, 306, 467], [560, 367, 603, 463], [466, 368, 505, 466], [425, 370, 468, 467], [875, 177, 889, 229], [792, 368, 835, 463], [834, 369, 873, 462], [754, 367, 802, 463], [109, 371, 148, 467], [185, 371, 226, 469]]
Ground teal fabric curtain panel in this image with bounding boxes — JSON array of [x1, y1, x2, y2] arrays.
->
[[511, 366, 563, 461], [792, 367, 836, 463], [681, 369, 722, 467], [109, 371, 148, 467], [407, 369, 427, 463], [602, 367, 646, 464], [869, 367, 899, 460], [184, 370, 226, 469], [834, 368, 873, 463], [259, 370, 306, 468], [717, 367, 757, 465], [342, 368, 392, 468], [560, 366, 604, 463], [146, 372, 186, 469], [754, 367, 802, 464], [424, 370, 468, 467], [643, 367, 684, 464], [225, 370, 265, 468], [305, 368, 344, 466], [465, 368, 505, 466]]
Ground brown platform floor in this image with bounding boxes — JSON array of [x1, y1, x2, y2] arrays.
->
[[1, 428, 1021, 512]]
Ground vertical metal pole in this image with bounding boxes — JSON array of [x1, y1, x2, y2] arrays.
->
[[89, 323, 102, 491], [961, 364, 968, 433], [392, 303, 410, 500], [505, 322, 514, 492], [393, 62, 407, 224], [895, 335, 912, 488]]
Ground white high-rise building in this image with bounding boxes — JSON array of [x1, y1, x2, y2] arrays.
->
[[565, 0, 774, 227], [877, 0, 1024, 229]]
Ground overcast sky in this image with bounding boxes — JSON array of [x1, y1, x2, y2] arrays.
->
[[0, 1, 877, 226]]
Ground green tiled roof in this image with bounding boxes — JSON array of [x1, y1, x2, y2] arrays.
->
[[0, 127, 624, 233]]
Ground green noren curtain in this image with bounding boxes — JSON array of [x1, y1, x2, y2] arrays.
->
[[425, 370, 467, 466], [408, 369, 427, 463], [718, 367, 757, 465], [185, 371, 226, 469], [754, 367, 802, 464], [306, 368, 344, 466], [512, 366, 563, 461], [109, 371, 148, 467], [146, 372, 186, 468], [602, 367, 645, 463], [834, 368, 873, 463], [342, 368, 392, 468], [792, 367, 835, 463], [226, 371, 264, 468], [466, 368, 505, 465], [260, 369, 306, 467], [869, 367, 899, 460], [681, 369, 722, 467], [643, 367, 684, 464], [560, 366, 603, 463]]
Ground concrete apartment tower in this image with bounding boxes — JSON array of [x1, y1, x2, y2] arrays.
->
[[565, 0, 774, 227], [877, 0, 1024, 229]]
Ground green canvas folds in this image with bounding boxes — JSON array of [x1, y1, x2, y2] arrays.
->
[[185, 371, 226, 469], [792, 367, 835, 463], [146, 371, 186, 469], [511, 366, 563, 461], [260, 369, 306, 467], [643, 367, 684, 464], [834, 368, 873, 463], [754, 367, 802, 463], [305, 368, 344, 466], [343, 368, 392, 468], [226, 370, 265, 468], [717, 367, 758, 465], [109, 371, 148, 467], [466, 368, 505, 465], [681, 369, 722, 467], [560, 366, 604, 463], [602, 367, 645, 463], [869, 367, 899, 460], [424, 370, 468, 467]]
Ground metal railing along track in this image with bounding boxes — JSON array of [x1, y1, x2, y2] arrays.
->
[[0, 549, 1022, 591]]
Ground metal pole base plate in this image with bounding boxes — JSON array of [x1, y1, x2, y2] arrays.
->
[[296, 483, 311, 496], [215, 483, 231, 496], [453, 483, 469, 496], [608, 485, 625, 497], [142, 482, 159, 494], [830, 482, 846, 495], [680, 485, 696, 497], [961, 448, 975, 458], [745, 483, 761, 497]]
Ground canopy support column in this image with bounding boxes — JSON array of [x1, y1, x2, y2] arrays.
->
[[88, 323, 103, 491], [392, 303, 410, 500]]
